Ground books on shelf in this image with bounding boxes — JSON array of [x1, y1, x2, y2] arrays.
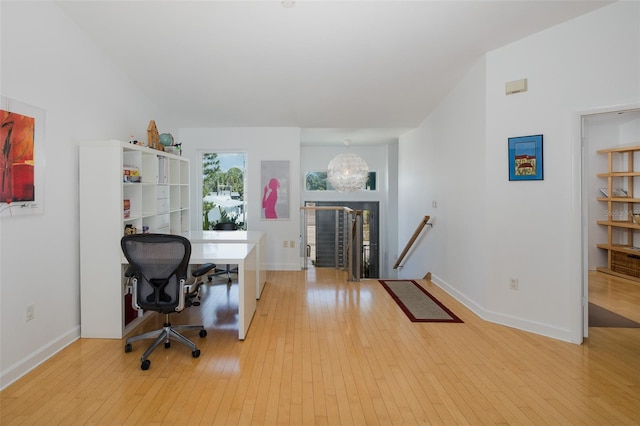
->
[[123, 165, 141, 182], [599, 187, 628, 198], [157, 156, 169, 184]]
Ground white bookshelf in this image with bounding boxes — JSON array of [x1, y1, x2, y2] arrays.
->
[[79, 140, 190, 338]]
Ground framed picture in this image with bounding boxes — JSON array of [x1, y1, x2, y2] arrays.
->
[[261, 160, 290, 220], [508, 134, 543, 181], [0, 96, 45, 217]]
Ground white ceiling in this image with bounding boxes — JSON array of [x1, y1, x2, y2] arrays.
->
[[56, 0, 612, 146]]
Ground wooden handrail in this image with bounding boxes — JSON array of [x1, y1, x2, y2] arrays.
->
[[299, 206, 355, 213], [393, 215, 431, 269]]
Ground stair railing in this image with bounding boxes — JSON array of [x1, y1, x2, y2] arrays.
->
[[393, 215, 431, 270], [300, 205, 363, 282]]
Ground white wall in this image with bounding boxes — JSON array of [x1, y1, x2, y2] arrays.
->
[[399, 1, 640, 343], [179, 127, 302, 270], [485, 1, 639, 342], [398, 56, 487, 308], [0, 2, 167, 389], [300, 143, 398, 278]]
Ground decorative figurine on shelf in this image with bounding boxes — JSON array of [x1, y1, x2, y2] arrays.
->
[[147, 120, 162, 151], [163, 141, 182, 156], [124, 224, 137, 235]]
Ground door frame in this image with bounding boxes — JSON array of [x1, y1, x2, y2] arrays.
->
[[305, 200, 380, 278], [579, 103, 640, 339]]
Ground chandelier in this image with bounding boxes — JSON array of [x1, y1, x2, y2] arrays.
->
[[327, 140, 369, 192]]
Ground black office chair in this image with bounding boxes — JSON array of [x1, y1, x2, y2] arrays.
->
[[208, 222, 239, 285], [121, 233, 216, 370]]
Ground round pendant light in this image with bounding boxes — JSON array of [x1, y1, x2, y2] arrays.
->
[[327, 140, 369, 192]]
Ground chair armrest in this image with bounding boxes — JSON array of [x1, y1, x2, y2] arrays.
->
[[123, 266, 140, 309], [124, 265, 136, 298], [124, 265, 135, 277], [192, 263, 216, 278], [182, 264, 215, 308]]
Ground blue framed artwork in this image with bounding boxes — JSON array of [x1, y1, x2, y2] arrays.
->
[[508, 134, 543, 181]]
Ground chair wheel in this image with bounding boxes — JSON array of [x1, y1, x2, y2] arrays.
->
[[165, 342, 171, 349], [192, 349, 201, 358], [141, 360, 151, 370], [125, 343, 132, 353]]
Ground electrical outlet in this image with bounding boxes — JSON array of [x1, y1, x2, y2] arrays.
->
[[283, 240, 288, 248], [26, 304, 34, 321], [509, 278, 519, 290]]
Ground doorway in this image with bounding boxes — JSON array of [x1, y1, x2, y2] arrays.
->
[[305, 201, 380, 278], [582, 107, 640, 337]]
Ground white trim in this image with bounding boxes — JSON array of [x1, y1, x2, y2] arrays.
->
[[577, 102, 640, 340], [1, 327, 80, 390], [577, 103, 640, 118], [431, 274, 576, 343]]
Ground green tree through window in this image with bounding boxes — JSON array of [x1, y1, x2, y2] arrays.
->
[[304, 171, 377, 191], [202, 152, 246, 230], [305, 172, 328, 191]]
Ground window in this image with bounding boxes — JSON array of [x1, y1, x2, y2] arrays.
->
[[304, 171, 377, 191], [202, 152, 247, 230]]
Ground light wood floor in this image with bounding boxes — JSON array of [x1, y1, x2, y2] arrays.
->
[[588, 270, 640, 323], [1, 269, 639, 425]]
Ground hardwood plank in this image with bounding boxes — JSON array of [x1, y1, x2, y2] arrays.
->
[[1, 269, 639, 425]]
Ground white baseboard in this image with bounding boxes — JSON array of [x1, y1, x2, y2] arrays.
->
[[267, 263, 302, 271], [1, 326, 80, 390], [430, 273, 577, 344]]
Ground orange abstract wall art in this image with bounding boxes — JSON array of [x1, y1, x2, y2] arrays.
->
[[0, 109, 35, 202]]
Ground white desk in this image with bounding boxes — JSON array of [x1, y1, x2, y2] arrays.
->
[[183, 230, 266, 299], [190, 242, 257, 340]]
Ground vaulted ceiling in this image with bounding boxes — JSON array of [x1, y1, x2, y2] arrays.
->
[[57, 1, 612, 145]]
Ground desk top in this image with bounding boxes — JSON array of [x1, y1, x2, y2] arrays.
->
[[181, 230, 265, 243], [189, 242, 256, 264]]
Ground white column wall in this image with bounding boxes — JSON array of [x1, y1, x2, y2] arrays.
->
[[398, 57, 487, 309]]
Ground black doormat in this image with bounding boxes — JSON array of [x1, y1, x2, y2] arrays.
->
[[588, 302, 640, 328], [378, 280, 463, 323]]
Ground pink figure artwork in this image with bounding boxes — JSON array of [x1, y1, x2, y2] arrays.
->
[[262, 178, 280, 219]]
